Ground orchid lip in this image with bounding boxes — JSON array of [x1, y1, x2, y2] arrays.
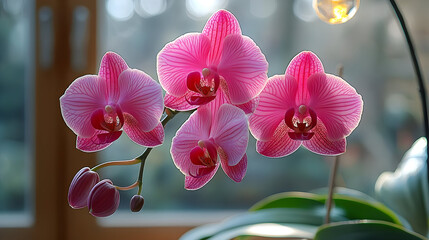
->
[[284, 107, 317, 141], [189, 139, 218, 178], [91, 104, 124, 132], [186, 70, 220, 106]]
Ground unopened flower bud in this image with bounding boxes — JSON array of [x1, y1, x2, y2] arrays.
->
[[130, 195, 144, 212], [87, 179, 120, 217], [68, 167, 100, 209]]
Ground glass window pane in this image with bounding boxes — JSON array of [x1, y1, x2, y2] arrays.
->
[[0, 0, 34, 227], [96, 0, 427, 225]]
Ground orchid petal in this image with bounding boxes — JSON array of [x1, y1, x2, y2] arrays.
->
[[307, 73, 363, 140], [202, 9, 241, 66], [184, 164, 220, 190], [60, 75, 106, 138], [118, 69, 164, 132], [164, 92, 199, 111], [157, 33, 210, 96], [218, 34, 268, 104], [99, 52, 128, 103], [76, 130, 121, 152], [171, 108, 212, 175], [249, 75, 297, 141], [285, 51, 324, 105], [123, 114, 164, 147], [256, 121, 301, 158], [235, 97, 259, 114], [220, 150, 247, 182], [211, 104, 248, 166], [202, 88, 229, 119], [302, 121, 346, 155]]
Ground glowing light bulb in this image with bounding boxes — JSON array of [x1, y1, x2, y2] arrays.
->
[[313, 0, 359, 24]]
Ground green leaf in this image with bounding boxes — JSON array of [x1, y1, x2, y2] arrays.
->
[[250, 192, 325, 212], [180, 208, 346, 240], [249, 191, 402, 225], [207, 223, 316, 240], [314, 220, 428, 240], [331, 195, 402, 225]]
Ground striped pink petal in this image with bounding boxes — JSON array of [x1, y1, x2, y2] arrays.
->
[[302, 121, 346, 155], [211, 104, 248, 166], [157, 33, 210, 97], [249, 75, 297, 141], [164, 92, 199, 111], [118, 69, 164, 132], [220, 150, 247, 182], [99, 52, 128, 103], [307, 73, 363, 141], [60, 75, 106, 138], [184, 164, 220, 190], [235, 97, 259, 115], [218, 34, 268, 105], [256, 121, 302, 158], [123, 115, 164, 147], [202, 9, 241, 66], [171, 108, 212, 175], [285, 51, 324, 105], [76, 130, 121, 152]]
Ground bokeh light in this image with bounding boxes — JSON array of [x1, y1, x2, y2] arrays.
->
[[106, 0, 134, 21], [186, 0, 228, 19], [313, 0, 359, 24], [136, 0, 167, 18]]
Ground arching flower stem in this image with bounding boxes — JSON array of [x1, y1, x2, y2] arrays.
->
[[89, 108, 180, 196], [389, 0, 429, 187], [324, 65, 344, 224], [115, 181, 139, 191], [91, 159, 141, 172], [135, 108, 180, 195]]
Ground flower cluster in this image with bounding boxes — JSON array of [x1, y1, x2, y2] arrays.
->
[[60, 10, 363, 217]]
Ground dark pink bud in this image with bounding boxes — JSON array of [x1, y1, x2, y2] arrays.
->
[[68, 167, 100, 209], [130, 195, 144, 212], [87, 179, 120, 217]]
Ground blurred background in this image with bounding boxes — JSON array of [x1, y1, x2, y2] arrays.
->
[[1, 0, 428, 239]]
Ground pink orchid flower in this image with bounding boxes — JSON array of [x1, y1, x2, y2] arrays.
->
[[157, 9, 268, 114], [60, 52, 165, 152], [249, 51, 363, 157], [171, 104, 248, 190]]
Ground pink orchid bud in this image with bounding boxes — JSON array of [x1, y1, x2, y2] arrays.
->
[[130, 195, 144, 212], [68, 167, 100, 209], [87, 179, 120, 217]]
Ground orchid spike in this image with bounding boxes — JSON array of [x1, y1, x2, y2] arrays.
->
[[60, 52, 165, 152], [171, 104, 248, 190], [249, 51, 363, 157], [158, 9, 268, 114]]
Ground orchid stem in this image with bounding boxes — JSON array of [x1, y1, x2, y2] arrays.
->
[[115, 181, 139, 191], [389, 0, 429, 184], [324, 65, 344, 224], [91, 158, 141, 172], [135, 108, 179, 196], [325, 155, 340, 224]]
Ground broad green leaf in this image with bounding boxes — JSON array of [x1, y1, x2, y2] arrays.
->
[[207, 223, 316, 240], [250, 192, 324, 211], [249, 191, 402, 225], [314, 220, 428, 240], [180, 208, 347, 240], [331, 195, 401, 225]]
